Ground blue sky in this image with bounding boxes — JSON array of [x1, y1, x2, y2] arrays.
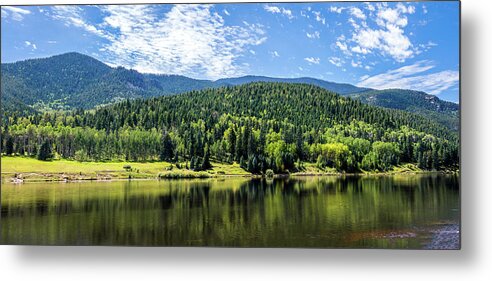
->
[[1, 2, 460, 102]]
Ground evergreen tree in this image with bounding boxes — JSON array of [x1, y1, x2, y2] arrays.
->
[[37, 140, 52, 161], [201, 144, 212, 170], [5, 136, 14, 155], [159, 132, 174, 161]]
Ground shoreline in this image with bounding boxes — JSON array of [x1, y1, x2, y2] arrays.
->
[[3, 169, 459, 184], [2, 156, 459, 184]]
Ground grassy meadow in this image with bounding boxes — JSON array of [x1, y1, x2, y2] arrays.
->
[[1, 156, 252, 182]]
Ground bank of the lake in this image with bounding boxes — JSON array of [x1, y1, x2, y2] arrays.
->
[[1, 156, 458, 183]]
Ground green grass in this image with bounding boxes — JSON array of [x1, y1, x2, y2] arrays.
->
[[1, 156, 251, 182], [209, 162, 251, 175], [1, 156, 171, 175], [1, 156, 437, 182]]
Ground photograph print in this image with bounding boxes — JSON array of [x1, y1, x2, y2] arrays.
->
[[0, 1, 460, 249]]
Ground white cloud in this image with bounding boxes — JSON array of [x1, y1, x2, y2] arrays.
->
[[351, 60, 362, 68], [330, 3, 418, 63], [348, 18, 360, 29], [349, 3, 416, 62], [350, 7, 366, 20], [306, 31, 320, 39], [336, 41, 348, 51], [329, 57, 344, 67], [353, 25, 413, 62], [304, 57, 320, 64], [313, 11, 326, 25], [271, 51, 280, 58], [264, 5, 281, 14], [2, 6, 31, 21], [49, 5, 266, 79], [264, 4, 293, 19], [416, 41, 439, 54], [351, 45, 370, 54], [50, 6, 112, 40], [377, 4, 412, 27], [282, 9, 293, 19], [365, 3, 376, 12], [357, 61, 459, 95], [223, 9, 230, 16], [24, 40, 37, 50], [330, 6, 345, 14]]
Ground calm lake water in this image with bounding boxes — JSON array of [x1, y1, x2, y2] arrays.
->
[[0, 175, 459, 248]]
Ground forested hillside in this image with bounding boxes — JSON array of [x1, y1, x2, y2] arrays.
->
[[2, 82, 459, 174], [1, 52, 459, 130], [348, 89, 460, 130], [1, 52, 215, 110], [2, 53, 368, 110]]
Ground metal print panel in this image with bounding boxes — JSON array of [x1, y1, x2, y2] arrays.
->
[[0, 1, 460, 248]]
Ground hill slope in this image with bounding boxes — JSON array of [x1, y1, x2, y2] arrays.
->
[[1, 52, 215, 110], [4, 82, 458, 172], [348, 89, 459, 130], [1, 53, 369, 111]]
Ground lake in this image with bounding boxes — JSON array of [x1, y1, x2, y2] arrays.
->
[[0, 175, 460, 248]]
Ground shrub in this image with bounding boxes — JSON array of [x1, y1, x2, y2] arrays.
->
[[158, 171, 211, 179], [265, 169, 274, 178]]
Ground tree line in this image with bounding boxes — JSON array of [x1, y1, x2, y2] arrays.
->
[[1, 82, 459, 173]]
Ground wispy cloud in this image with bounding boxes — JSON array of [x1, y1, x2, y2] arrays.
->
[[270, 51, 280, 58], [350, 7, 366, 20], [351, 60, 362, 68], [313, 11, 326, 25], [264, 4, 294, 20], [336, 41, 348, 51], [304, 57, 320, 64], [357, 61, 459, 95], [1, 6, 31, 21], [329, 57, 344, 67], [329, 6, 346, 14], [422, 5, 428, 14], [48, 4, 267, 79], [24, 40, 37, 50], [306, 31, 320, 39], [50, 6, 112, 40]]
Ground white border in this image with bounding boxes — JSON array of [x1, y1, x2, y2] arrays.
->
[[2, 0, 491, 280]]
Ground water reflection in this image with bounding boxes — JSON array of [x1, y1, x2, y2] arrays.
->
[[1, 175, 459, 248]]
